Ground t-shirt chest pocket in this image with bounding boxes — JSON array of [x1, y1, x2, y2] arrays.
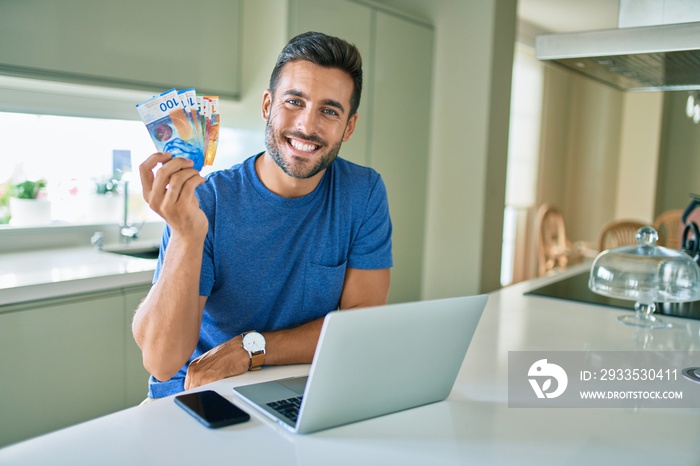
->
[[302, 261, 348, 314]]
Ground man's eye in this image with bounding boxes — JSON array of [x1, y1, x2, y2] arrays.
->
[[323, 108, 339, 116], [286, 99, 302, 106]]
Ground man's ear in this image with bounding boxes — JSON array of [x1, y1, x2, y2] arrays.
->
[[261, 89, 272, 120], [342, 113, 359, 142]]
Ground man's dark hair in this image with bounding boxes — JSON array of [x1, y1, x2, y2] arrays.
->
[[269, 31, 363, 118]]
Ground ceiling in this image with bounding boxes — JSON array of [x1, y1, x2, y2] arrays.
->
[[518, 0, 620, 33]]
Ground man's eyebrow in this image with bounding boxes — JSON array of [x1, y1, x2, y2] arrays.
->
[[283, 89, 346, 114], [283, 89, 306, 99]]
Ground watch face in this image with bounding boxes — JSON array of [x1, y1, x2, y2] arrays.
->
[[242, 332, 266, 352]]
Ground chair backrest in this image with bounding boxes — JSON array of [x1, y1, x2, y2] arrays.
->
[[653, 209, 683, 249], [536, 204, 570, 276], [598, 220, 646, 251]]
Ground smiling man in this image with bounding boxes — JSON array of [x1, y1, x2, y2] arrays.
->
[[133, 32, 393, 400], [258, 59, 358, 197]]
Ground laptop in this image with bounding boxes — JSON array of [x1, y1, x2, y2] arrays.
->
[[233, 294, 487, 434]]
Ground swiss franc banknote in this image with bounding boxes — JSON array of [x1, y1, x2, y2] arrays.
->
[[137, 88, 219, 170]]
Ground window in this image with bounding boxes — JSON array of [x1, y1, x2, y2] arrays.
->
[[501, 43, 545, 286], [0, 112, 252, 227], [0, 76, 261, 235]]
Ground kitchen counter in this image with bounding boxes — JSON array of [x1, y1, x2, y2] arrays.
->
[[2, 265, 699, 465], [0, 243, 157, 307]]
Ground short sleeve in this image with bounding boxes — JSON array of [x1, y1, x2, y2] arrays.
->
[[347, 174, 393, 270]]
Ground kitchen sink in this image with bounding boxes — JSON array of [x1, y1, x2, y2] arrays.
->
[[102, 244, 160, 260]]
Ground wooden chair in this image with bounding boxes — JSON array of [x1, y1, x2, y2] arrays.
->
[[598, 220, 646, 251], [653, 209, 683, 249], [536, 204, 583, 276]]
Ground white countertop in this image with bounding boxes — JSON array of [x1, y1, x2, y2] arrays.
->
[[1, 266, 700, 465], [0, 244, 157, 306]]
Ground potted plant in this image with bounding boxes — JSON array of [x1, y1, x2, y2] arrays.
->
[[0, 184, 9, 224], [5, 179, 51, 226]]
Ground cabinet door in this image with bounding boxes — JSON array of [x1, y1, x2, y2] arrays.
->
[[288, 0, 372, 166], [0, 292, 125, 447], [124, 286, 152, 405], [0, 0, 242, 98], [370, 12, 433, 303]]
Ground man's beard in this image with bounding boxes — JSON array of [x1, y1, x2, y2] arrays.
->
[[265, 119, 343, 179]]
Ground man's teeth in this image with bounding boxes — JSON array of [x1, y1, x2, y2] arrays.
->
[[289, 139, 319, 152]]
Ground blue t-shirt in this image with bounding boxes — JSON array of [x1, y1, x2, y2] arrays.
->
[[148, 153, 392, 397]]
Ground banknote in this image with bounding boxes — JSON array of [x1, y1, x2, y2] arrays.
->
[[203, 96, 220, 167], [178, 88, 204, 150], [137, 88, 219, 170]]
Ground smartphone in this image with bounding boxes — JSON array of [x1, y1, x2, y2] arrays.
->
[[174, 390, 250, 428]]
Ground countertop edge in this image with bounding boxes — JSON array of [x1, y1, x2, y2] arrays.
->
[[0, 246, 157, 307], [0, 270, 155, 307]]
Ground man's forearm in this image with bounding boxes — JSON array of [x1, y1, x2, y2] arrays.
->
[[132, 234, 206, 381], [261, 317, 325, 366], [184, 317, 325, 390], [184, 271, 390, 390]]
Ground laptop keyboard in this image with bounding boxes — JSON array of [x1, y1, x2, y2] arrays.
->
[[267, 396, 303, 422]]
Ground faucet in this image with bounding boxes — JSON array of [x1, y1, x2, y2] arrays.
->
[[90, 231, 104, 250], [119, 179, 141, 243]]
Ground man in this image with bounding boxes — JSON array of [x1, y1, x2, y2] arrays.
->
[[133, 32, 393, 399]]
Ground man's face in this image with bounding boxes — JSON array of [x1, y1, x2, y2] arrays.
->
[[262, 60, 357, 180]]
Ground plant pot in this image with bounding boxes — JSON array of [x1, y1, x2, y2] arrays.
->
[[86, 194, 123, 224], [9, 198, 52, 226]]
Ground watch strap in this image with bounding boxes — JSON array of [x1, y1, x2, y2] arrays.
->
[[249, 351, 265, 371]]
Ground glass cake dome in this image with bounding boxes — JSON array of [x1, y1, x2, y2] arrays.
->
[[589, 226, 700, 329]]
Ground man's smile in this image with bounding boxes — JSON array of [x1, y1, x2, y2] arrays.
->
[[288, 137, 319, 153]]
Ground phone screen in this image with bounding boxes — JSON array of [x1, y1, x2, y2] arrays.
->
[[174, 390, 250, 428]]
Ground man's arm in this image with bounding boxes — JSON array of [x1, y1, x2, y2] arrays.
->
[[338, 267, 391, 310], [262, 267, 390, 365], [183, 267, 390, 390], [131, 153, 208, 382]]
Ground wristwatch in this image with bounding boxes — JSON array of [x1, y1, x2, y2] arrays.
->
[[241, 331, 266, 371]]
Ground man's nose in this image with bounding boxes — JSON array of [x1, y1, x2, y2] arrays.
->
[[295, 107, 320, 135]]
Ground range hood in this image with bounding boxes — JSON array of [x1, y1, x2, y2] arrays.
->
[[535, 0, 700, 92]]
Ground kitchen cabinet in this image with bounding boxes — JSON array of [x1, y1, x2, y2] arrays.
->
[[0, 285, 150, 447], [0, 0, 242, 98], [124, 286, 151, 405], [289, 0, 433, 303], [369, 11, 432, 305]]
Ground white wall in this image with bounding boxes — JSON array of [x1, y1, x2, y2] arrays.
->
[[615, 92, 663, 223], [421, 0, 516, 296], [536, 66, 625, 245], [536, 65, 665, 247], [564, 76, 624, 242], [655, 92, 700, 214]]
